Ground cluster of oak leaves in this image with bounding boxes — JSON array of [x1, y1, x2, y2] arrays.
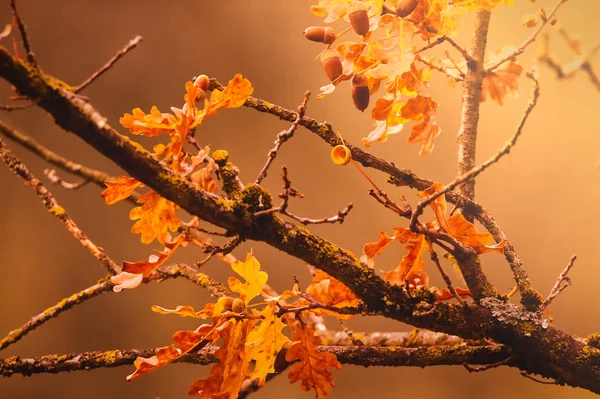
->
[[100, 0, 524, 398]]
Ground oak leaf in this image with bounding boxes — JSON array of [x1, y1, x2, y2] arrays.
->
[[127, 322, 219, 381], [481, 61, 523, 105], [188, 320, 254, 398], [120, 106, 176, 137], [286, 321, 342, 399], [205, 74, 254, 117], [384, 227, 429, 287], [360, 230, 394, 267], [129, 190, 181, 244], [101, 176, 143, 205], [228, 252, 269, 304], [305, 271, 359, 319], [247, 302, 289, 385]]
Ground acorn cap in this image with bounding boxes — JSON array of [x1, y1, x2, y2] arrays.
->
[[348, 1, 369, 15], [320, 48, 339, 62], [352, 74, 369, 87], [331, 145, 352, 165]]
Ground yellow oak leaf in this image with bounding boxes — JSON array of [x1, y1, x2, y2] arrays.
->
[[101, 176, 143, 205], [247, 303, 289, 385], [228, 252, 269, 304], [129, 190, 181, 244], [286, 321, 342, 399]]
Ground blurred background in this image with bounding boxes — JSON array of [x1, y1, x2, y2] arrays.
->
[[1, 1, 599, 398]]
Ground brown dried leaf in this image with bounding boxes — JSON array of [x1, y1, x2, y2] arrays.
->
[[481, 61, 523, 105], [286, 321, 341, 398]]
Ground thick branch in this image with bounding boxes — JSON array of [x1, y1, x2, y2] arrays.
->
[[0, 344, 512, 377]]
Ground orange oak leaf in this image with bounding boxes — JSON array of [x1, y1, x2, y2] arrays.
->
[[384, 227, 429, 287], [360, 230, 394, 267], [121, 234, 187, 277], [205, 74, 254, 117], [407, 113, 441, 155], [228, 252, 269, 304], [446, 213, 506, 254], [188, 320, 255, 398], [127, 322, 219, 382], [481, 61, 523, 105], [418, 183, 505, 254], [129, 190, 181, 244], [286, 321, 342, 399], [305, 271, 359, 319], [101, 176, 144, 205], [431, 286, 471, 301], [120, 106, 176, 137], [110, 234, 187, 292], [247, 302, 289, 385]]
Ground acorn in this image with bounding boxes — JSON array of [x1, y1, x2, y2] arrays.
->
[[217, 296, 247, 314], [320, 49, 343, 81], [395, 0, 419, 18], [331, 144, 352, 165], [193, 74, 210, 91], [348, 2, 370, 36], [304, 26, 337, 45], [351, 74, 370, 112]]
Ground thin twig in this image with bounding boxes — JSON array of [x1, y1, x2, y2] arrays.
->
[[464, 357, 512, 372], [520, 371, 559, 385], [0, 101, 34, 111], [10, 0, 36, 67], [0, 278, 112, 351], [485, 0, 569, 72], [74, 36, 142, 93], [415, 55, 463, 81], [539, 255, 576, 311], [256, 166, 353, 225], [411, 72, 540, 232], [255, 91, 310, 185], [0, 137, 120, 274], [44, 168, 89, 189], [429, 247, 465, 305], [0, 120, 140, 202]]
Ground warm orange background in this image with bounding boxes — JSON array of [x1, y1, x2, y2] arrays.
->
[[1, 1, 599, 398]]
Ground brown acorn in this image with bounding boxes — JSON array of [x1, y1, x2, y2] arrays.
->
[[304, 26, 337, 45], [348, 2, 370, 36], [320, 49, 343, 82], [193, 74, 210, 91], [217, 296, 247, 314], [351, 74, 370, 112], [395, 0, 419, 18]]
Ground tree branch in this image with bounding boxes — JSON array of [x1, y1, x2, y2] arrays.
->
[[3, 46, 600, 394], [0, 343, 513, 377], [0, 119, 140, 203], [0, 136, 120, 274], [0, 278, 112, 352]]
